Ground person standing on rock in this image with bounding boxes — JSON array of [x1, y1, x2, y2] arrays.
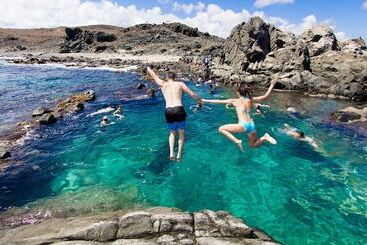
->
[[147, 66, 203, 161], [203, 80, 278, 151]]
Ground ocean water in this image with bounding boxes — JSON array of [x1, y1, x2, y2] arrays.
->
[[0, 61, 366, 244]]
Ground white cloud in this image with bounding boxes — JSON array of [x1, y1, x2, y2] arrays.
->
[[172, 1, 205, 14], [254, 0, 294, 8], [363, 0, 367, 9], [0, 0, 348, 40]]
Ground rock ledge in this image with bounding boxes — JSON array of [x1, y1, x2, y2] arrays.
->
[[0, 207, 278, 245]]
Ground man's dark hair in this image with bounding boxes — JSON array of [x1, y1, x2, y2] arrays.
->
[[167, 72, 176, 80], [238, 83, 254, 99]]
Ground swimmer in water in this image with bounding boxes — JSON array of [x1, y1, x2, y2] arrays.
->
[[203, 79, 278, 151], [100, 116, 110, 127], [113, 106, 124, 119], [283, 124, 318, 148]]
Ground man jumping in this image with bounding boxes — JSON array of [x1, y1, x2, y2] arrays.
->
[[147, 67, 202, 161]]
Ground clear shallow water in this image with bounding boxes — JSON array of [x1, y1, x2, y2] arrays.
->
[[0, 61, 366, 244]]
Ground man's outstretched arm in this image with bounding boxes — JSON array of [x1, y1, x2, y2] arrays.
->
[[181, 83, 202, 104], [147, 67, 165, 86]]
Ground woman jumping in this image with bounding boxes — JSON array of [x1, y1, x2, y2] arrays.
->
[[203, 79, 278, 151]]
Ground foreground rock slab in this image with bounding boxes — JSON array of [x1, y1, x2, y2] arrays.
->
[[0, 208, 278, 245]]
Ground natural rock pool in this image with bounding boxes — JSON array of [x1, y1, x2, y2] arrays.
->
[[0, 61, 366, 244]]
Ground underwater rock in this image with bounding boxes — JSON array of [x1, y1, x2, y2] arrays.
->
[[0, 208, 278, 244]]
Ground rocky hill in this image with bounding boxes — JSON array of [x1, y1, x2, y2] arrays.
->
[[219, 17, 367, 102], [0, 23, 224, 56]]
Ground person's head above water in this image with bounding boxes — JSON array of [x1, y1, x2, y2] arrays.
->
[[167, 71, 176, 80], [102, 116, 109, 122], [237, 83, 254, 99], [295, 130, 305, 138]]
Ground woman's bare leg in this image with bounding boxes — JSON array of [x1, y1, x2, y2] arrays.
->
[[219, 124, 245, 151], [248, 132, 277, 148], [169, 130, 176, 160]]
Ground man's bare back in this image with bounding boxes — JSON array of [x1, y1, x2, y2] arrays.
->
[[146, 66, 202, 161]]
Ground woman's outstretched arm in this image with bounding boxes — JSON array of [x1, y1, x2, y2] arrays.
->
[[252, 79, 277, 102], [203, 99, 235, 104]]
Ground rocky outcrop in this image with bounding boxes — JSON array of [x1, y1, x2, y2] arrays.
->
[[340, 37, 367, 55], [0, 208, 278, 244], [60, 27, 117, 53], [0, 90, 96, 169], [220, 17, 367, 101], [299, 25, 339, 57], [224, 17, 271, 71]]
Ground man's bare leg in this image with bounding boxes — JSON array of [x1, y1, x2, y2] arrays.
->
[[177, 129, 185, 161], [218, 124, 245, 152], [169, 130, 176, 160]]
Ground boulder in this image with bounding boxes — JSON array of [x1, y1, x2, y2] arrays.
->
[[331, 111, 362, 123], [0, 149, 11, 160], [96, 32, 117, 42], [224, 17, 271, 70], [300, 25, 339, 57], [95, 45, 108, 53], [341, 38, 367, 55], [117, 212, 154, 238], [136, 83, 147, 90], [147, 89, 156, 98], [39, 114, 57, 125], [32, 108, 52, 117], [84, 90, 96, 102], [74, 103, 85, 113]]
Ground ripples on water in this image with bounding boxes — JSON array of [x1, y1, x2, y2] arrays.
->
[[0, 61, 366, 244]]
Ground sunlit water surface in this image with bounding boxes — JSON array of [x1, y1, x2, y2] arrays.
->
[[0, 61, 366, 244]]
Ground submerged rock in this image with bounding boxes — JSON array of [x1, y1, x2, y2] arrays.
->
[[0, 208, 278, 244]]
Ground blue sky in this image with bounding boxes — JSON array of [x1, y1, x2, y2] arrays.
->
[[114, 0, 367, 39], [1, 0, 366, 40]]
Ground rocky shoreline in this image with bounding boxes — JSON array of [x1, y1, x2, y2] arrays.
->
[[0, 207, 278, 244]]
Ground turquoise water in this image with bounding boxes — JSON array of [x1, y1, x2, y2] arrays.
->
[[0, 61, 366, 244]]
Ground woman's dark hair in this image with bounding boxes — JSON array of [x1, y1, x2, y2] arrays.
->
[[237, 83, 254, 99], [167, 72, 176, 80]]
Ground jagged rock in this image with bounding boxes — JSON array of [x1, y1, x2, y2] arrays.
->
[[300, 25, 339, 57], [84, 90, 96, 101], [331, 111, 362, 123], [96, 32, 117, 42], [95, 45, 108, 53], [269, 25, 295, 51], [136, 83, 147, 90], [147, 89, 156, 98], [74, 103, 85, 113], [341, 38, 367, 55], [32, 108, 52, 117], [224, 17, 271, 70], [39, 114, 57, 125], [0, 149, 11, 160]]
